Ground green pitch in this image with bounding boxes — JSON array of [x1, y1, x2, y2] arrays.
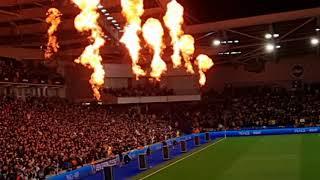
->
[[134, 134, 320, 180]]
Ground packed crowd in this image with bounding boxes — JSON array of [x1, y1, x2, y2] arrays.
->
[[1, 85, 320, 179], [0, 97, 178, 180], [189, 85, 320, 132], [0, 57, 64, 85]]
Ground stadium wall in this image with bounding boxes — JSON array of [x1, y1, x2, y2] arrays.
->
[[64, 63, 199, 101], [64, 63, 93, 101], [208, 55, 320, 91], [104, 64, 199, 95]]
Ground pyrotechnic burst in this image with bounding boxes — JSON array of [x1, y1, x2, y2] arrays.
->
[[45, 8, 62, 59], [196, 54, 214, 86], [164, 0, 197, 74], [120, 0, 146, 79], [163, 0, 184, 68], [179, 34, 195, 74], [142, 18, 167, 80], [72, 0, 105, 100]]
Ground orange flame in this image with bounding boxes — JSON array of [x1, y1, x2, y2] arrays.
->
[[142, 18, 167, 80], [120, 0, 146, 79], [45, 8, 62, 59], [179, 34, 195, 73], [163, 0, 184, 68], [196, 54, 214, 86], [72, 0, 105, 100]]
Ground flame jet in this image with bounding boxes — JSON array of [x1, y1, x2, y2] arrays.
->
[[142, 18, 167, 80], [163, 0, 184, 68], [120, 0, 146, 79], [179, 34, 195, 74], [196, 54, 214, 86], [45, 8, 62, 59], [72, 0, 106, 100]]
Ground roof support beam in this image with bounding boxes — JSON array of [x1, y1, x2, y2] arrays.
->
[[0, 0, 46, 7], [195, 32, 215, 42], [317, 17, 320, 56], [227, 29, 264, 41], [0, 46, 43, 59], [0, 10, 19, 16], [155, 0, 169, 9], [186, 7, 320, 34], [0, 46, 122, 60], [279, 17, 315, 40], [0, 7, 162, 36]]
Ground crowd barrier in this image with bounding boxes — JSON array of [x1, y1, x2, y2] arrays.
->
[[47, 165, 93, 180], [49, 126, 320, 180]]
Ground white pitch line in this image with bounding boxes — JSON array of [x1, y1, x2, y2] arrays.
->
[[138, 138, 226, 180]]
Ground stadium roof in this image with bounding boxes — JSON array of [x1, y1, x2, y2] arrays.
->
[[181, 0, 320, 23], [0, 0, 319, 67]]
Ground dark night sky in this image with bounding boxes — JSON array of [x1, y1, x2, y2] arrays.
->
[[178, 0, 320, 23]]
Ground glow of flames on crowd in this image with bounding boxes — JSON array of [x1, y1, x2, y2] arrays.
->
[[46, 0, 214, 99]]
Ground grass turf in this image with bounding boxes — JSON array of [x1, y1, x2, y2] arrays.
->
[[134, 134, 320, 180]]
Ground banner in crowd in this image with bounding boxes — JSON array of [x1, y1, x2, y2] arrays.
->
[[92, 157, 120, 172]]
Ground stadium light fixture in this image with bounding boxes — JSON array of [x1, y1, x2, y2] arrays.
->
[[310, 38, 319, 46], [265, 43, 275, 52], [97, 4, 104, 9], [112, 19, 117, 23], [104, 12, 110, 16], [276, 45, 281, 49], [316, 28, 320, 32], [231, 51, 242, 55], [107, 16, 113, 20], [101, 9, 107, 13], [265, 33, 272, 39], [212, 39, 221, 46], [265, 33, 279, 39]]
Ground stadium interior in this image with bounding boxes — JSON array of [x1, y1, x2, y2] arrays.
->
[[0, 0, 320, 180]]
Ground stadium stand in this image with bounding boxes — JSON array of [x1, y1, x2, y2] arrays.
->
[[0, 57, 64, 85], [1, 85, 320, 179], [1, 0, 320, 180]]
